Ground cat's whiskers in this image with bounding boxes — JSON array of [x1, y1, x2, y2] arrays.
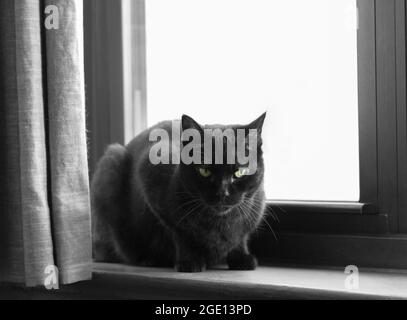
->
[[266, 206, 280, 223], [176, 200, 205, 226], [250, 196, 280, 223], [274, 205, 287, 214], [240, 199, 257, 221], [240, 199, 278, 242], [239, 199, 259, 226], [259, 216, 278, 242], [236, 204, 253, 230], [171, 198, 202, 216]]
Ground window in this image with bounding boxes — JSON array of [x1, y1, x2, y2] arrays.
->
[[84, 0, 407, 270], [145, 0, 360, 201]]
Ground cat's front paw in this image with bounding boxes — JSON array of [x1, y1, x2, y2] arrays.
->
[[175, 261, 206, 272], [227, 253, 258, 270]]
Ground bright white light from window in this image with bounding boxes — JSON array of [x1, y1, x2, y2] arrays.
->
[[145, 0, 359, 201]]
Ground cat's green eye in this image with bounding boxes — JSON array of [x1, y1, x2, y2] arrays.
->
[[234, 168, 249, 178], [198, 168, 212, 178]]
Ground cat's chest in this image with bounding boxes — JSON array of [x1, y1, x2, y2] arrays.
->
[[194, 217, 246, 249]]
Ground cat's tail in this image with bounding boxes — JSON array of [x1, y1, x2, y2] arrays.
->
[[90, 143, 131, 262]]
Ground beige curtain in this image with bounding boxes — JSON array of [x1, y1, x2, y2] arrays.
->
[[0, 0, 91, 287]]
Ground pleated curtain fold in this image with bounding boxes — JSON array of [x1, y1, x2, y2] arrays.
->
[[0, 0, 92, 287]]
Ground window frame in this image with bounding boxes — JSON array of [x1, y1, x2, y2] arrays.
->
[[256, 0, 407, 269], [84, 0, 407, 269]]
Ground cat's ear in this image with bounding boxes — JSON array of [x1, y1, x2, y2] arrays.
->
[[181, 114, 203, 134], [246, 112, 266, 135]]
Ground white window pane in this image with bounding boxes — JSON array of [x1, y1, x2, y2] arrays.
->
[[145, 0, 359, 201]]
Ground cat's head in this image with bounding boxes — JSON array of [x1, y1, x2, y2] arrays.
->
[[179, 113, 266, 215]]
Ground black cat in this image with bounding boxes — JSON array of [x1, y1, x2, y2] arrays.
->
[[91, 113, 266, 272]]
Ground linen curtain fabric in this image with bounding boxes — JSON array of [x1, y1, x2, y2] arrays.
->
[[0, 0, 91, 287]]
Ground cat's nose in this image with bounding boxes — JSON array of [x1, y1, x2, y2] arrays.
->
[[217, 189, 230, 202]]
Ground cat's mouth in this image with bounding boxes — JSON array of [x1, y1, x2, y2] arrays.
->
[[210, 205, 235, 215]]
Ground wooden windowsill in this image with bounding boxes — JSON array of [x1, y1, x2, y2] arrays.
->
[[1, 263, 406, 299], [79, 263, 407, 299]]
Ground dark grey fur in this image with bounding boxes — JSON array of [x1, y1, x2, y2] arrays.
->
[[91, 114, 266, 272]]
